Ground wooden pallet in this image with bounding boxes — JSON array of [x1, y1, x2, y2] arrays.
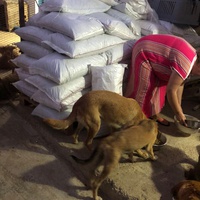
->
[[1, 0, 29, 31], [0, 69, 12, 79]]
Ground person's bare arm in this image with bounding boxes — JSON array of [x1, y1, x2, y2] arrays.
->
[[177, 83, 184, 105], [166, 70, 186, 125]]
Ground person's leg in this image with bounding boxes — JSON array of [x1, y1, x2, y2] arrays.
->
[[125, 50, 156, 117]]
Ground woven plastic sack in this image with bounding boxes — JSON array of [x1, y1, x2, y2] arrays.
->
[[40, 0, 110, 14], [90, 64, 127, 95]]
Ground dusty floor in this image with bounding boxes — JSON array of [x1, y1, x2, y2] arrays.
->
[[0, 92, 200, 200], [0, 101, 111, 200]]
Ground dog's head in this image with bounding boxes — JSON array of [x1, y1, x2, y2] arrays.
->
[[43, 118, 68, 130]]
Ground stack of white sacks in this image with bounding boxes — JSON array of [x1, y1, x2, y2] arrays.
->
[[12, 0, 200, 123]]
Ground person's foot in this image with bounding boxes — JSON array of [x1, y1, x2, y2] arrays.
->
[[156, 117, 170, 126], [151, 115, 170, 126]]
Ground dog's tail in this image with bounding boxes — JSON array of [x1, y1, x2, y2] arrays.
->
[[71, 147, 102, 165], [43, 111, 76, 130]]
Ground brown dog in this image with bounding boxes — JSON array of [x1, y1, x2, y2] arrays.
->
[[172, 180, 200, 200], [43, 90, 146, 149], [172, 154, 200, 200], [71, 119, 158, 200]]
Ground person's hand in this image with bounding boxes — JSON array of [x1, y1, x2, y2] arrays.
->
[[176, 113, 187, 127]]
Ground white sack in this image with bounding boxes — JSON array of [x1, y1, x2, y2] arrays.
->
[[31, 89, 71, 111], [15, 68, 31, 80], [146, 8, 160, 23], [25, 74, 92, 103], [38, 12, 104, 41], [28, 52, 107, 84], [26, 11, 47, 27], [31, 88, 90, 111], [106, 9, 141, 36], [12, 80, 37, 97], [16, 41, 54, 59], [11, 54, 37, 71], [43, 33, 125, 58], [90, 64, 127, 95], [138, 20, 170, 35], [15, 26, 53, 47], [32, 104, 72, 120], [60, 88, 90, 110], [113, 3, 148, 20], [40, 0, 110, 14], [124, 0, 150, 14], [159, 20, 198, 37], [99, 0, 119, 6], [25, 75, 56, 89], [88, 12, 135, 40], [103, 39, 137, 64]]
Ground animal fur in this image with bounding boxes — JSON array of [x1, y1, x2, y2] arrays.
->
[[172, 180, 200, 200], [71, 119, 158, 200], [0, 45, 20, 70], [43, 90, 146, 150], [172, 153, 200, 200]]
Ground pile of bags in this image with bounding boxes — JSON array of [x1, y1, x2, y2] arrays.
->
[[11, 0, 200, 121]]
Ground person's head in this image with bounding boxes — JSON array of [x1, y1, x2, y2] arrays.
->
[[191, 49, 200, 76]]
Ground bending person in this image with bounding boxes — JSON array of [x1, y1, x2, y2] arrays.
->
[[125, 34, 200, 126]]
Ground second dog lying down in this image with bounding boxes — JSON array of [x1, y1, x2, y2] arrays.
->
[[71, 119, 158, 200], [172, 154, 200, 200], [171, 180, 200, 200], [43, 90, 146, 150]]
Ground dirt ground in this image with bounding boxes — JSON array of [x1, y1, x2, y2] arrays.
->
[[0, 92, 200, 200], [0, 102, 100, 200]]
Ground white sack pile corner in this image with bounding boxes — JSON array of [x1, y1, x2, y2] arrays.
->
[[12, 0, 200, 136]]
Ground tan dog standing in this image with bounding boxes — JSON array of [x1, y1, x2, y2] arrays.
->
[[43, 90, 146, 150], [71, 119, 158, 200]]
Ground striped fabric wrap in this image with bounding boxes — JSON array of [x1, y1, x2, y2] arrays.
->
[[125, 34, 197, 118]]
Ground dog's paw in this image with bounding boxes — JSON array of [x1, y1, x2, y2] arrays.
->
[[135, 149, 150, 159], [95, 196, 103, 200], [142, 151, 150, 159], [73, 139, 79, 144], [72, 135, 79, 144], [151, 155, 158, 161]]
